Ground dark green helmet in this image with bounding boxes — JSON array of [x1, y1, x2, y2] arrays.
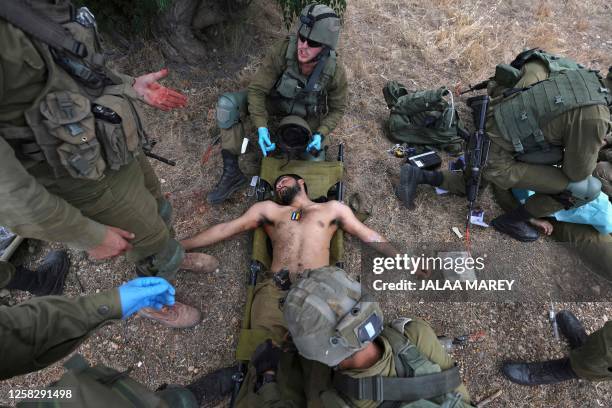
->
[[283, 266, 384, 367], [298, 3, 341, 50]]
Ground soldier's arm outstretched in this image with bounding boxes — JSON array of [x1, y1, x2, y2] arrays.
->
[[181, 201, 275, 250]]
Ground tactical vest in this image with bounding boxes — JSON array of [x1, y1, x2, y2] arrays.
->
[[270, 34, 337, 119], [329, 318, 469, 408], [382, 82, 465, 153], [492, 50, 612, 154], [0, 6, 144, 180], [21, 354, 197, 408]]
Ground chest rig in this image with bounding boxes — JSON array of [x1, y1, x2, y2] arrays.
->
[[331, 319, 465, 407], [492, 50, 612, 155], [270, 34, 337, 119], [0, 1, 144, 180]]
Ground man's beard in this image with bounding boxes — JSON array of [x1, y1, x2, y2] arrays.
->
[[278, 185, 301, 205]]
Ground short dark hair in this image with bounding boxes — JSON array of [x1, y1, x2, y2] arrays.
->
[[273, 174, 309, 194]]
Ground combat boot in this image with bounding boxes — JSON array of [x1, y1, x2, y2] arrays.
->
[[206, 150, 248, 204], [556, 310, 588, 349], [185, 365, 237, 404], [6, 250, 70, 296], [138, 301, 202, 329], [490, 205, 539, 242], [502, 358, 577, 385], [394, 164, 443, 209]]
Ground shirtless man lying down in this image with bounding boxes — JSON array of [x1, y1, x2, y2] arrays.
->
[[181, 174, 393, 339]]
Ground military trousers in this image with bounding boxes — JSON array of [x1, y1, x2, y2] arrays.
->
[[443, 105, 609, 218], [569, 321, 612, 381], [250, 277, 288, 343], [491, 185, 612, 281], [46, 154, 183, 281], [219, 91, 326, 161]]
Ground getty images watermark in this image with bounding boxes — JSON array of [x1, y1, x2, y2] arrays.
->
[[359, 242, 612, 302], [371, 252, 514, 292]]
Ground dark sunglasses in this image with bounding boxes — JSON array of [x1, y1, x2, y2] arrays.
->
[[298, 34, 322, 48]]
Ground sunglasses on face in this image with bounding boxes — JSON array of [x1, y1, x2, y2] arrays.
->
[[298, 34, 323, 48]]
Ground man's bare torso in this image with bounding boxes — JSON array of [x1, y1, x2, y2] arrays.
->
[[258, 200, 341, 274]]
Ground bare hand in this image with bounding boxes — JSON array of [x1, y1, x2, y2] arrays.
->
[[132, 68, 188, 111], [87, 226, 135, 259], [529, 218, 554, 236]]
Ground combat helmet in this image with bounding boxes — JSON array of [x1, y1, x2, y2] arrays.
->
[[298, 3, 341, 50], [283, 266, 384, 366], [277, 115, 312, 157]]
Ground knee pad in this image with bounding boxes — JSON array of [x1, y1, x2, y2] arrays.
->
[[565, 176, 602, 207], [216, 92, 247, 129]]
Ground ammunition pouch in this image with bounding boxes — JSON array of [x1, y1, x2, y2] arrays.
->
[[40, 91, 106, 180], [93, 94, 141, 171]]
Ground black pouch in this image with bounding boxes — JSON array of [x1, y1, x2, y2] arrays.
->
[[407, 150, 442, 170]]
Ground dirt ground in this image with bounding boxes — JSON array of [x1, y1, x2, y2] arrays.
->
[[2, 0, 612, 407]]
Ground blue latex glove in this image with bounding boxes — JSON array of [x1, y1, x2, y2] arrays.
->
[[118, 277, 176, 318], [258, 127, 276, 156], [306, 133, 322, 153]]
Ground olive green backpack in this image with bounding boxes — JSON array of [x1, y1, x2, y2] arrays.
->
[[383, 82, 466, 154]]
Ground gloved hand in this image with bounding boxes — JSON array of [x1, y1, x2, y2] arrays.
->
[[257, 127, 276, 156], [306, 133, 322, 154], [251, 339, 282, 375], [133, 68, 188, 111], [118, 277, 175, 318]]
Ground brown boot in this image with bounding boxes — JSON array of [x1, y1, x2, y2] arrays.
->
[[138, 301, 202, 329], [181, 252, 219, 273]]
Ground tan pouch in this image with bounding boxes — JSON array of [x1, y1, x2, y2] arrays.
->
[[93, 94, 140, 170], [40, 91, 106, 180]]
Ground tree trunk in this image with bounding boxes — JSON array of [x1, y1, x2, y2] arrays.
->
[[155, 0, 209, 64]]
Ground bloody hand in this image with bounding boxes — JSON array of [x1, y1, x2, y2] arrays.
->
[[133, 68, 188, 111]]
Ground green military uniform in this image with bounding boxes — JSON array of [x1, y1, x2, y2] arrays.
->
[[0, 3, 182, 284], [322, 319, 472, 408], [234, 319, 471, 408], [236, 267, 473, 407], [568, 320, 612, 381], [491, 185, 612, 280], [441, 57, 612, 218], [218, 35, 348, 155], [0, 289, 197, 407], [594, 134, 612, 197]]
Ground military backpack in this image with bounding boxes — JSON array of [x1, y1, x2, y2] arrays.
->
[[382, 82, 465, 154]]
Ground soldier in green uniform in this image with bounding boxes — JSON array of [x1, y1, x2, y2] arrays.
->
[[503, 310, 612, 385], [207, 3, 348, 204], [396, 51, 612, 242], [234, 267, 473, 407], [0, 276, 234, 407], [0, 0, 218, 327]]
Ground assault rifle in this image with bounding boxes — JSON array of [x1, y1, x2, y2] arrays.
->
[[463, 95, 490, 245]]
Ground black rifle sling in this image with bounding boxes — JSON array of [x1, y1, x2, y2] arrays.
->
[[332, 365, 462, 402], [0, 0, 88, 58]]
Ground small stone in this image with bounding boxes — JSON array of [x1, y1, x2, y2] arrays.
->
[[188, 366, 195, 372], [160, 178, 166, 184], [137, 361, 143, 368], [193, 368, 199, 374]]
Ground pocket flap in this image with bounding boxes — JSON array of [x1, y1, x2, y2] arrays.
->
[[40, 91, 91, 124]]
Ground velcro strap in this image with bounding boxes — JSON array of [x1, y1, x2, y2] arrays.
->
[[1, 0, 88, 58], [333, 365, 462, 402]]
